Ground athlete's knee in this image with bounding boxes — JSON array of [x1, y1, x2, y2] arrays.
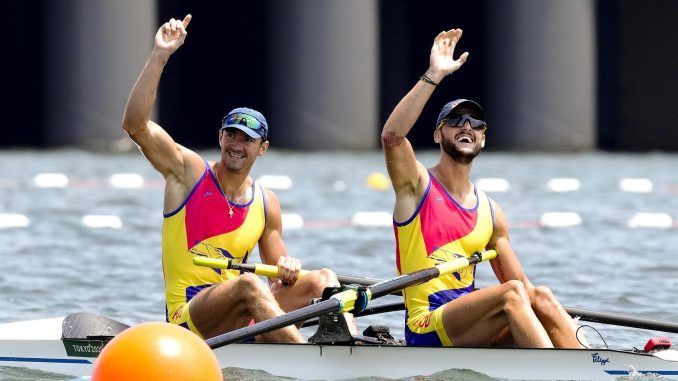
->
[[316, 268, 339, 287], [235, 272, 273, 300], [501, 280, 530, 311], [502, 280, 528, 296], [303, 268, 339, 296], [532, 285, 554, 301], [531, 285, 558, 313]]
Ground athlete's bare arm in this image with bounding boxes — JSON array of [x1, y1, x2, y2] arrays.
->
[[121, 15, 203, 212], [258, 188, 347, 321], [381, 29, 469, 221], [486, 201, 533, 288], [258, 189, 301, 285]]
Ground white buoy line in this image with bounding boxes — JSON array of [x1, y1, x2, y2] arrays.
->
[[6, 173, 671, 194], [0, 211, 675, 230]]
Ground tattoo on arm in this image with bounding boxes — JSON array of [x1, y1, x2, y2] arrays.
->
[[495, 257, 507, 283], [382, 131, 405, 147]]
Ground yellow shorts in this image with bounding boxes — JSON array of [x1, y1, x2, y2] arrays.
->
[[168, 300, 203, 339], [406, 307, 452, 346]]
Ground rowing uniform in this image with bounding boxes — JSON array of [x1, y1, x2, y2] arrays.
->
[[394, 173, 494, 346], [162, 162, 266, 338]]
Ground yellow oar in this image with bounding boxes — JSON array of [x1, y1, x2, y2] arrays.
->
[[193, 256, 309, 279], [193, 256, 383, 286]]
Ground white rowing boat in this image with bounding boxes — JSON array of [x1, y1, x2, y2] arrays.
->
[[1, 313, 678, 380]]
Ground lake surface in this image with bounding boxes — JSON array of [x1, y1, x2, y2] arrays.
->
[[0, 149, 676, 380]]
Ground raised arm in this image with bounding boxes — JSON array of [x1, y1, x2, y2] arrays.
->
[[381, 29, 469, 218], [486, 201, 534, 290], [122, 15, 194, 179]]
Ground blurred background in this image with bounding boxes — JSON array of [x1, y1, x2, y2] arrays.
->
[[1, 3, 677, 372], [5, 0, 678, 152]]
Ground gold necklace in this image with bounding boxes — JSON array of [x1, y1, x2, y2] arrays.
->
[[214, 162, 247, 218]]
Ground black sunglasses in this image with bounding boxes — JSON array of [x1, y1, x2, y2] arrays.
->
[[438, 114, 487, 131]]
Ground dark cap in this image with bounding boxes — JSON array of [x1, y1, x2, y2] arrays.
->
[[436, 99, 486, 128], [220, 107, 268, 140]]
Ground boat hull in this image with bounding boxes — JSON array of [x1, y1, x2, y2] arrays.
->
[[2, 317, 678, 380]]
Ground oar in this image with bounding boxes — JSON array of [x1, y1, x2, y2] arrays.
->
[[565, 307, 678, 334], [193, 256, 382, 286], [297, 297, 678, 335], [203, 250, 497, 348]]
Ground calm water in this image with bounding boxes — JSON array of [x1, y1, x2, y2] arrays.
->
[[0, 149, 677, 380]]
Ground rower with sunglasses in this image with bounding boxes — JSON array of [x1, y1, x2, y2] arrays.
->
[[121, 14, 351, 343], [381, 28, 583, 348]]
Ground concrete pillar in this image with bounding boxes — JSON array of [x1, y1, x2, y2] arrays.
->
[[485, 0, 596, 150], [45, 1, 156, 149], [268, 0, 378, 150]]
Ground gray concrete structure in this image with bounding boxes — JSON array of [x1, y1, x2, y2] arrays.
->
[[45, 1, 155, 149], [267, 0, 378, 150], [485, 0, 596, 151]]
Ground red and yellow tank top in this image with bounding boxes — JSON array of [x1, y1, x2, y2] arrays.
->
[[394, 173, 494, 320], [162, 162, 266, 321]]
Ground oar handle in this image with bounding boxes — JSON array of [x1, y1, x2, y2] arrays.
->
[[192, 256, 309, 279]]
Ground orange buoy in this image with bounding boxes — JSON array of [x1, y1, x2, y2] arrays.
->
[[92, 322, 222, 381]]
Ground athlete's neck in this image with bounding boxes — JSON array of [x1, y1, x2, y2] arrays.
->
[[213, 161, 251, 200], [430, 158, 474, 202]]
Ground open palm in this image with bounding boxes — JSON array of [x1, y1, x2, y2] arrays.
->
[[429, 28, 469, 76]]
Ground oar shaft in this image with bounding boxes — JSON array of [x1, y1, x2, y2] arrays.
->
[[566, 307, 678, 334], [370, 251, 496, 298], [310, 299, 678, 336], [369, 269, 438, 299], [207, 299, 341, 348]]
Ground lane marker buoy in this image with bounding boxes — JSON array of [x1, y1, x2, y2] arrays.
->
[[619, 178, 653, 193], [82, 215, 123, 229], [476, 178, 509, 193], [33, 173, 69, 188], [627, 213, 673, 229], [281, 213, 304, 230], [351, 211, 392, 227], [539, 212, 583, 228], [257, 175, 293, 190], [366, 172, 390, 191], [0, 213, 30, 229], [547, 178, 581, 192], [109, 173, 145, 189]]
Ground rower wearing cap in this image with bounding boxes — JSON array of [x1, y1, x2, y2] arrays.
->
[[122, 14, 350, 342], [381, 28, 584, 348]]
